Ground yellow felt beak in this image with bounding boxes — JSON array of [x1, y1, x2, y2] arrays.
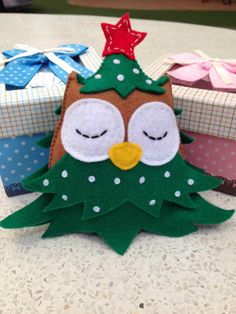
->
[[109, 142, 142, 171]]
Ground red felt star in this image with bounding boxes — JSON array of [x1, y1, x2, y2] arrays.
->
[[101, 13, 147, 60]]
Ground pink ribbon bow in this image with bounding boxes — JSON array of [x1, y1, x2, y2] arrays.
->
[[167, 50, 236, 90]]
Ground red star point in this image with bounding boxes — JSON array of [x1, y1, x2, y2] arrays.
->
[[101, 13, 147, 60]]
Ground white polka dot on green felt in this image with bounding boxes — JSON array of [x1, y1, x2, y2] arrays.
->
[[114, 177, 121, 185], [88, 176, 96, 183], [61, 170, 68, 178], [187, 179, 195, 186], [133, 68, 139, 74], [62, 194, 68, 201], [93, 206, 101, 213], [146, 79, 152, 85], [175, 191, 181, 197], [43, 179, 49, 186], [113, 59, 120, 64], [164, 171, 171, 178], [149, 200, 156, 206], [95, 74, 102, 79], [117, 74, 124, 81], [139, 176, 145, 184]]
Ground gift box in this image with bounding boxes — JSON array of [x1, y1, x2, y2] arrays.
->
[[0, 46, 101, 196], [145, 53, 236, 196]]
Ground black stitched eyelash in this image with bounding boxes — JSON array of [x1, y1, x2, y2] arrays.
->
[[76, 129, 107, 139], [143, 130, 168, 141]]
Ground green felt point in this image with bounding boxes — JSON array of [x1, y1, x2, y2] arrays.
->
[[78, 54, 168, 98], [22, 164, 49, 187], [0, 194, 53, 228], [77, 73, 86, 84], [37, 104, 61, 149], [156, 75, 169, 85], [185, 161, 205, 174], [1, 195, 233, 255], [37, 132, 54, 148], [180, 130, 194, 144], [174, 108, 183, 116], [54, 105, 62, 115]]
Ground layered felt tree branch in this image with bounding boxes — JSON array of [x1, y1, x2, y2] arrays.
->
[[21, 153, 223, 221], [77, 54, 169, 98], [1, 193, 233, 255]]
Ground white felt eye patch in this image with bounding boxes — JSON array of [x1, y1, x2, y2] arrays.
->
[[128, 101, 180, 166], [61, 98, 125, 162]]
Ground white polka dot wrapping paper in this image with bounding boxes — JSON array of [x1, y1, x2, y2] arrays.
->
[[0, 47, 101, 196], [145, 54, 236, 195]]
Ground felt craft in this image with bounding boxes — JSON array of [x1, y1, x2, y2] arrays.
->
[[77, 54, 168, 98], [37, 132, 54, 148], [49, 74, 176, 167], [1, 13, 234, 255]]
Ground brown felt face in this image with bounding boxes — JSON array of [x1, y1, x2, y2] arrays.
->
[[49, 72, 180, 168]]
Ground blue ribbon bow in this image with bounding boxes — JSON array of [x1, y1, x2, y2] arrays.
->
[[0, 44, 93, 88]]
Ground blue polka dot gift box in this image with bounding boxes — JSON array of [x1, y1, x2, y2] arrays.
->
[[0, 134, 49, 196], [0, 46, 101, 196]]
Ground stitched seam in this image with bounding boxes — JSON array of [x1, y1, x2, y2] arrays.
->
[[143, 130, 168, 141], [76, 128, 107, 139], [61, 98, 125, 163], [105, 16, 142, 58], [128, 102, 180, 164], [49, 74, 74, 168]]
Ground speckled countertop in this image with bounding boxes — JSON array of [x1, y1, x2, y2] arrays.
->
[[0, 179, 235, 314], [0, 13, 236, 314]]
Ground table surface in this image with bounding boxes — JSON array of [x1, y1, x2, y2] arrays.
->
[[0, 13, 236, 314]]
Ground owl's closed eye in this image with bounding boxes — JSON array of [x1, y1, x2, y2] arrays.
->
[[61, 98, 180, 169]]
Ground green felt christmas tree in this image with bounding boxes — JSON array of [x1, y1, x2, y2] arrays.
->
[[0, 152, 234, 254], [0, 13, 234, 255]]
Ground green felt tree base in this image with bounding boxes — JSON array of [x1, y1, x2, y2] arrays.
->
[[0, 193, 234, 255]]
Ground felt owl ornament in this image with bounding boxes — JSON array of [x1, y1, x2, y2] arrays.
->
[[1, 14, 234, 255]]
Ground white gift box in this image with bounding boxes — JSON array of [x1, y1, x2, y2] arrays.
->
[[0, 47, 101, 196]]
